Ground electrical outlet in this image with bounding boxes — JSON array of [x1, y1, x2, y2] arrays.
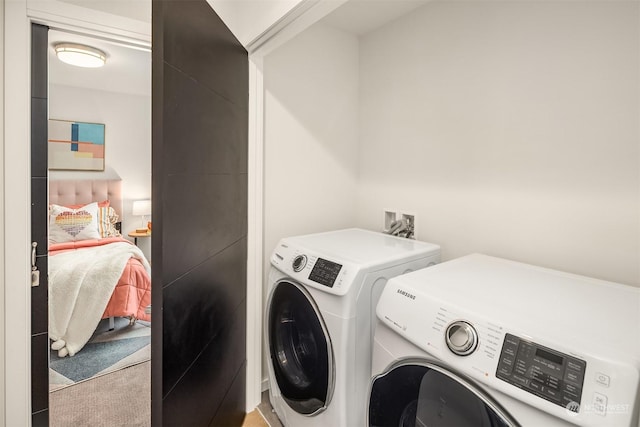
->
[[383, 210, 397, 232]]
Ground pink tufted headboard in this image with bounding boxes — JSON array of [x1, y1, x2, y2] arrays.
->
[[49, 179, 123, 219]]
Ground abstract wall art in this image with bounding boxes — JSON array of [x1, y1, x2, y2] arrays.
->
[[48, 119, 105, 171]]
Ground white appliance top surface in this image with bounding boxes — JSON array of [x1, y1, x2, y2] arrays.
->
[[281, 228, 440, 266], [388, 253, 640, 358]]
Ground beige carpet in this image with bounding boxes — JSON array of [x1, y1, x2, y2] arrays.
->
[[50, 361, 150, 427], [50, 361, 278, 427]]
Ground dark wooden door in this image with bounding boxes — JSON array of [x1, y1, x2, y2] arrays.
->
[[31, 23, 50, 427], [151, 1, 249, 425]]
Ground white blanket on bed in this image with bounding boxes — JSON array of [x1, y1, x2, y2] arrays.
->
[[49, 242, 151, 357]]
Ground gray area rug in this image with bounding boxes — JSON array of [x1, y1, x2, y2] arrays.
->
[[49, 317, 150, 391]]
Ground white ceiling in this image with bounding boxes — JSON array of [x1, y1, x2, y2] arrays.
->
[[321, 0, 432, 36], [59, 0, 151, 23], [48, 29, 151, 97], [47, 0, 430, 97]]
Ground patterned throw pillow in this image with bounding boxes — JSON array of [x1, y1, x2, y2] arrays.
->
[[49, 202, 101, 244], [98, 206, 121, 237], [53, 200, 120, 238]]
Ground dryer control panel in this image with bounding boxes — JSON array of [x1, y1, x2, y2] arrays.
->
[[496, 333, 586, 412]]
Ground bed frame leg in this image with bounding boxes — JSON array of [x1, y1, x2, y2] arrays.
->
[[108, 317, 115, 331]]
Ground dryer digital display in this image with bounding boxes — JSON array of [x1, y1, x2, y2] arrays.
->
[[309, 258, 342, 287], [496, 333, 586, 412]]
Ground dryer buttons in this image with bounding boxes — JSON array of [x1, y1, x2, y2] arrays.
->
[[292, 255, 307, 272]]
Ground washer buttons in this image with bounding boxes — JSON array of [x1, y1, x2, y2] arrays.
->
[[592, 393, 608, 416], [595, 372, 610, 387]]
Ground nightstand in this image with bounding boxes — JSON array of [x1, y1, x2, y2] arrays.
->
[[128, 230, 151, 246]]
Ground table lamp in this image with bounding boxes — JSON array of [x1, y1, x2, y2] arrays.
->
[[132, 199, 151, 233]]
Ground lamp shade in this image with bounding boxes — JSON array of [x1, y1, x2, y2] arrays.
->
[[132, 200, 151, 216]]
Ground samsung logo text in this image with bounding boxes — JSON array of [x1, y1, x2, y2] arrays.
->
[[397, 289, 416, 300]]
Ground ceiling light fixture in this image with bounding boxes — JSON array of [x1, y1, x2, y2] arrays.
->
[[54, 43, 107, 68]]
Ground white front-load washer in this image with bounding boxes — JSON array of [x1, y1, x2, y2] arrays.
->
[[265, 228, 441, 427], [369, 254, 640, 427]]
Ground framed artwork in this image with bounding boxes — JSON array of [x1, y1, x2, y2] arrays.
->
[[48, 119, 105, 171]]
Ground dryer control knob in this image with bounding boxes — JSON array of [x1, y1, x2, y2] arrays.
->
[[445, 321, 478, 356], [292, 255, 307, 272]]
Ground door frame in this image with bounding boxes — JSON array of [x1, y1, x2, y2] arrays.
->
[[3, 0, 266, 422], [5, 0, 35, 422], [5, 0, 351, 422]]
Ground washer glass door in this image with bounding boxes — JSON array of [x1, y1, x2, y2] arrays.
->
[[369, 362, 518, 427], [268, 281, 333, 415]]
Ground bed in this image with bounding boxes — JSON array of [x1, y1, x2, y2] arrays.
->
[[48, 179, 151, 357]]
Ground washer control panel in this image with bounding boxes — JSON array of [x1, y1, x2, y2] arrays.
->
[[496, 333, 586, 411], [308, 257, 342, 287], [271, 243, 358, 295]]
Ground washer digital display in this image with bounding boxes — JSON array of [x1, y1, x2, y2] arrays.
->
[[309, 258, 342, 287]]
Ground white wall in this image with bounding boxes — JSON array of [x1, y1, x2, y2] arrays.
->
[[357, 1, 639, 286], [49, 84, 152, 256], [264, 26, 358, 258], [0, 0, 5, 422], [264, 23, 360, 264], [263, 23, 360, 377]]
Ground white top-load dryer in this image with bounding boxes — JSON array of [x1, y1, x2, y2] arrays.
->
[[266, 228, 440, 427], [369, 253, 640, 427]]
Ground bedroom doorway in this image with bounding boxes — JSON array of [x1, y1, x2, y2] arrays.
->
[[29, 0, 249, 424], [37, 23, 153, 425]]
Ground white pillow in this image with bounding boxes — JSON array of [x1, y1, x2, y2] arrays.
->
[[49, 202, 101, 244]]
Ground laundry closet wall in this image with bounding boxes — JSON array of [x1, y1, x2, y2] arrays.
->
[[262, 0, 638, 288], [355, 1, 639, 286], [263, 23, 360, 278]]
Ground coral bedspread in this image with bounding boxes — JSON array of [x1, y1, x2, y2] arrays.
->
[[49, 237, 151, 356]]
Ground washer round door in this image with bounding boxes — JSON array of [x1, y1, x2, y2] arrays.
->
[[267, 280, 334, 416], [368, 360, 519, 427]]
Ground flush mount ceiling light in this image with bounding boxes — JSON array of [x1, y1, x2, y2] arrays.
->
[[54, 43, 107, 68]]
